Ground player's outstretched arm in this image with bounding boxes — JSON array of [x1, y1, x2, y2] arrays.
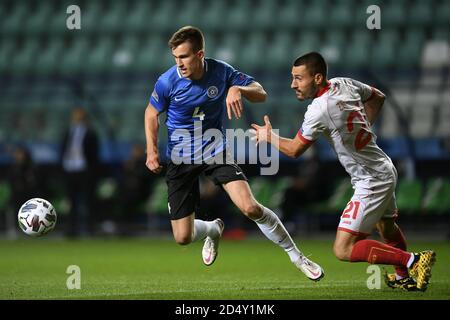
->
[[238, 81, 267, 103], [144, 103, 163, 174], [226, 82, 267, 120], [364, 87, 386, 125], [250, 115, 311, 159]]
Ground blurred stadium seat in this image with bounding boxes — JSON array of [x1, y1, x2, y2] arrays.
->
[[327, 178, 353, 213], [0, 0, 448, 225], [422, 178, 450, 214], [0, 0, 447, 141], [396, 179, 423, 214], [249, 176, 292, 210], [148, 177, 169, 221]]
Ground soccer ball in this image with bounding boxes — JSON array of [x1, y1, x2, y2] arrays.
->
[[17, 198, 57, 237]]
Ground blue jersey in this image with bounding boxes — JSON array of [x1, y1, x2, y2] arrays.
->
[[149, 58, 254, 163]]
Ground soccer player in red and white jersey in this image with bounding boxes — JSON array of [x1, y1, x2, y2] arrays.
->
[[251, 52, 436, 291]]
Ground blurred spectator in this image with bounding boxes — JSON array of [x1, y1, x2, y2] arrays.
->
[[60, 107, 99, 237], [118, 143, 153, 228], [8, 146, 39, 209], [5, 146, 39, 237]]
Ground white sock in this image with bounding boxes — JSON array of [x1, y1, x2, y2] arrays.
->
[[406, 253, 415, 268], [192, 219, 219, 242], [254, 206, 302, 262]]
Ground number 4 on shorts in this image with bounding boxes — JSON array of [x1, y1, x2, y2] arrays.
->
[[193, 107, 205, 121]]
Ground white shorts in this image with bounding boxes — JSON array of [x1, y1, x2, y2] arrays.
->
[[337, 176, 398, 237]]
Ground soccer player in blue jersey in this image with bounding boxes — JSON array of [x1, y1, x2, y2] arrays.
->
[[144, 26, 324, 281]]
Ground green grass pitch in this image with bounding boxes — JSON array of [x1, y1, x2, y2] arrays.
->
[[0, 238, 448, 300]]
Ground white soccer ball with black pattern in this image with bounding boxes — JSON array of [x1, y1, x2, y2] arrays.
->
[[17, 198, 57, 237]]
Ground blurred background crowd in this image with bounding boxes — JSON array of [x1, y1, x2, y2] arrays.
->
[[0, 0, 449, 239]]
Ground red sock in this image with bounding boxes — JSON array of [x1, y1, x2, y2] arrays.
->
[[350, 239, 411, 266], [381, 227, 409, 278]]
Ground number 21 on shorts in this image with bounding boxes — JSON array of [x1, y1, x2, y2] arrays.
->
[[341, 200, 361, 220]]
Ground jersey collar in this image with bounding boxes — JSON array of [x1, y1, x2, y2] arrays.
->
[[315, 81, 331, 98]]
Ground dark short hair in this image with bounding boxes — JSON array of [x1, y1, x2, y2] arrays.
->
[[293, 52, 327, 78], [168, 26, 205, 53]]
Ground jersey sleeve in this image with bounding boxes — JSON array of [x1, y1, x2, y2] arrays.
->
[[224, 62, 254, 87], [149, 77, 170, 113], [298, 102, 326, 144], [350, 79, 375, 102]]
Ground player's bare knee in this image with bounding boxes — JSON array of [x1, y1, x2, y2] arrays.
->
[[241, 202, 262, 219], [333, 245, 349, 261], [174, 234, 192, 245], [334, 250, 348, 261]]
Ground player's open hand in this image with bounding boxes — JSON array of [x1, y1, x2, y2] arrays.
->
[[146, 152, 163, 174], [226, 86, 243, 119], [250, 115, 272, 145]]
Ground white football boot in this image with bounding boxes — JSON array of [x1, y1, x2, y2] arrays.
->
[[294, 255, 325, 281], [202, 219, 224, 266]]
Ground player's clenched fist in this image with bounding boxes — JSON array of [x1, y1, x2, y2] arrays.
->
[[146, 152, 163, 174]]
